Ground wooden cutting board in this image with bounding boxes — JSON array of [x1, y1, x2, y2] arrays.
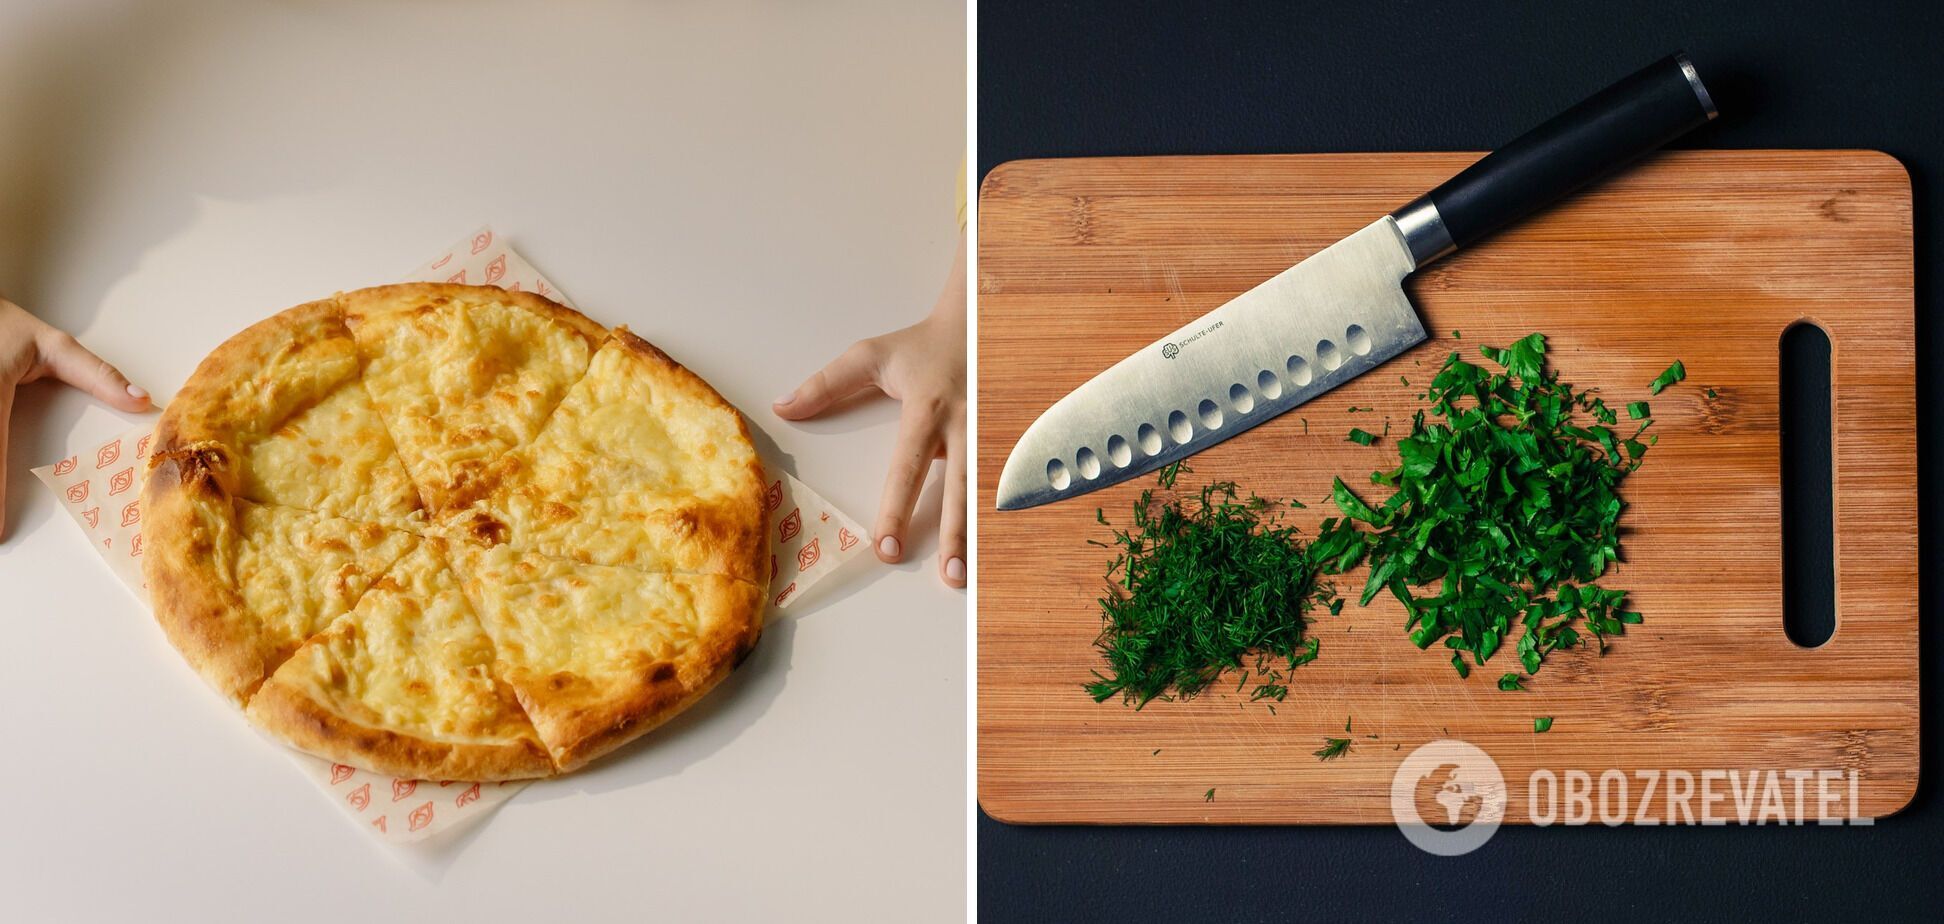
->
[[976, 150, 1917, 824]]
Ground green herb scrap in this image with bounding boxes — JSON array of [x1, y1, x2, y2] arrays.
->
[[1649, 360, 1686, 395], [1087, 468, 1337, 708], [1309, 333, 1651, 684], [1497, 673, 1525, 692], [1204, 788, 1216, 801], [1315, 737, 1352, 760], [1347, 427, 1378, 446], [1534, 717, 1554, 733]]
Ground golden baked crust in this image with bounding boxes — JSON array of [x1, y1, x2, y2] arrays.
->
[[142, 284, 768, 780], [246, 539, 553, 781], [152, 298, 421, 523], [448, 543, 762, 772], [141, 449, 416, 705]]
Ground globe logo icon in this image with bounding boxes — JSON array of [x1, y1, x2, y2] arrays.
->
[[1390, 739, 1506, 856]]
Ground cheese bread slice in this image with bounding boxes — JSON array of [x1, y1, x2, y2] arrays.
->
[[247, 539, 551, 780], [445, 330, 766, 584], [448, 542, 763, 772], [342, 284, 606, 515], [141, 449, 417, 705], [153, 298, 421, 523]]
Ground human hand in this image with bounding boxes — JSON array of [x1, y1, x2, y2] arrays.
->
[[774, 231, 967, 588], [0, 298, 151, 540]]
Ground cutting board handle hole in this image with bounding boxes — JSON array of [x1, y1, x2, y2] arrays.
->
[[1780, 320, 1835, 649]]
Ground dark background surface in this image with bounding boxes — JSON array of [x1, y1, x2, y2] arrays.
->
[[976, 1, 1940, 920]]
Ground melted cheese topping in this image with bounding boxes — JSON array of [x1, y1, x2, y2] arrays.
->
[[241, 381, 422, 521], [349, 289, 594, 511], [466, 337, 760, 574], [233, 502, 417, 662], [452, 543, 707, 682], [268, 541, 536, 745]]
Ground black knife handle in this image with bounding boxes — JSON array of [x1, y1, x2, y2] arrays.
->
[[1392, 52, 1716, 266]]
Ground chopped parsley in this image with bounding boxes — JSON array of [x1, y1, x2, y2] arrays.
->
[[1310, 333, 1656, 684], [1315, 737, 1352, 760], [1649, 360, 1686, 395]]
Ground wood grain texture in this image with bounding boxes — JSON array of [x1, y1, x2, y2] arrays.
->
[[976, 151, 1917, 825]]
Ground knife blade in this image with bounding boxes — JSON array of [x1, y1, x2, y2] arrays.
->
[[997, 51, 1717, 510]]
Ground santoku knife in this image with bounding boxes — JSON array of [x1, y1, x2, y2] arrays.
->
[[996, 52, 1717, 510]]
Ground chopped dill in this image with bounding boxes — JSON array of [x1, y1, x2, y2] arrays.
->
[[1087, 465, 1338, 707]]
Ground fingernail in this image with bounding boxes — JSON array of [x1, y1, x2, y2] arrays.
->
[[773, 389, 796, 407], [126, 384, 149, 401], [945, 557, 965, 582], [878, 534, 901, 560]]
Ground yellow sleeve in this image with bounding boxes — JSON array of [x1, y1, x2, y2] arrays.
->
[[956, 156, 967, 231]]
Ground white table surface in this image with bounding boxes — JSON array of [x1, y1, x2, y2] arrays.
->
[[0, 1, 965, 920]]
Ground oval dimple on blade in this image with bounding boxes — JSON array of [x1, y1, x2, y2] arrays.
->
[[996, 218, 1424, 511]]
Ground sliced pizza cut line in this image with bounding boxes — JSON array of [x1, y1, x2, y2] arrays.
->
[[151, 296, 424, 525], [445, 541, 763, 773], [342, 283, 607, 518], [246, 537, 553, 781], [438, 328, 767, 585], [139, 449, 419, 706]]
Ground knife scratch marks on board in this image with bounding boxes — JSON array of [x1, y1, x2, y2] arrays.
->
[[1645, 220, 1725, 285], [1069, 195, 1096, 244], [1163, 267, 1188, 319]]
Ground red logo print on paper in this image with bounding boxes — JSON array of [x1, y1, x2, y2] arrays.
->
[[65, 482, 88, 504], [97, 439, 120, 469], [136, 434, 152, 459], [108, 468, 135, 496], [837, 527, 858, 551], [535, 279, 551, 297], [770, 554, 779, 581], [764, 480, 782, 512], [346, 783, 371, 811], [129, 533, 144, 557], [53, 455, 77, 476], [485, 254, 507, 284], [121, 501, 141, 527], [506, 281, 523, 293], [797, 538, 821, 572], [775, 582, 797, 606], [471, 230, 493, 254], [779, 508, 801, 543], [392, 779, 417, 802], [447, 269, 467, 284], [371, 816, 388, 833], [81, 507, 99, 529], [430, 252, 453, 270], [456, 783, 481, 807], [408, 801, 436, 832], [330, 764, 356, 785]]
